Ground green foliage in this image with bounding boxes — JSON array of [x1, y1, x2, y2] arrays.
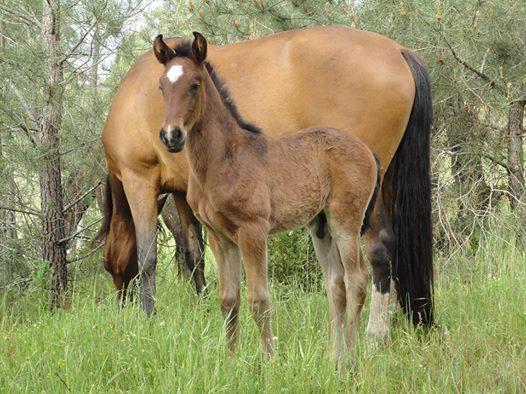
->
[[1, 228, 525, 391], [190, 0, 352, 43], [0, 0, 145, 288], [268, 229, 321, 291]]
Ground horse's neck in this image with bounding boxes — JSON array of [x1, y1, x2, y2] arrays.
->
[[187, 78, 244, 183]]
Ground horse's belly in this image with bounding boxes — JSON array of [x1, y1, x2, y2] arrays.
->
[[269, 193, 323, 234]]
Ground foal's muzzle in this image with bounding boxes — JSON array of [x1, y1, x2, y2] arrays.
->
[[159, 126, 185, 153]]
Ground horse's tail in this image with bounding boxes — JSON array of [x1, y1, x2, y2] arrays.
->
[[94, 175, 113, 243], [391, 49, 434, 326], [361, 154, 381, 235]]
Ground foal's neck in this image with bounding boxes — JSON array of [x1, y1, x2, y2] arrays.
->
[[187, 70, 259, 182]]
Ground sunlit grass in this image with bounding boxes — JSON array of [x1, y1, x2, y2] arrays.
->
[[1, 231, 525, 392]]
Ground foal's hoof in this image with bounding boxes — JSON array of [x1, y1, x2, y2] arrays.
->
[[335, 357, 357, 378]]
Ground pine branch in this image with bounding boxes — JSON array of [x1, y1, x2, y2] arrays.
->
[[0, 4, 41, 27], [0, 204, 41, 217], [63, 180, 101, 212]]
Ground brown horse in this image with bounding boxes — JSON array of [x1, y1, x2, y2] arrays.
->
[[99, 26, 433, 335], [153, 32, 381, 365]]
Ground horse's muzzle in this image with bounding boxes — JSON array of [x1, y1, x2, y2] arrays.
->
[[160, 127, 185, 153]]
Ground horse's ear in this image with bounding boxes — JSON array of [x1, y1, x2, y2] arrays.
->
[[153, 34, 174, 64], [192, 32, 207, 63]]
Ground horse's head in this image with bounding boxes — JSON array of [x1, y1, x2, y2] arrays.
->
[[153, 32, 208, 153]]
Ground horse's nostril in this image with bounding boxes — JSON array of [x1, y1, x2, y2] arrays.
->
[[173, 127, 182, 139], [159, 129, 167, 144]]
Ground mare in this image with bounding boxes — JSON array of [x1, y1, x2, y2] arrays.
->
[[154, 32, 381, 366], [98, 26, 433, 336]]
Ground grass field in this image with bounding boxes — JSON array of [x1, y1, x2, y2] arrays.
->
[[1, 227, 525, 392]]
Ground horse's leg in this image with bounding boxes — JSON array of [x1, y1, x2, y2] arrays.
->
[[307, 218, 346, 368], [102, 174, 138, 308], [121, 173, 158, 316], [332, 224, 368, 368], [172, 193, 206, 294], [208, 231, 241, 351], [237, 223, 274, 359], [364, 193, 396, 341]]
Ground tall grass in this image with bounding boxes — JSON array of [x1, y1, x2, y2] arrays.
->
[[1, 226, 525, 392]]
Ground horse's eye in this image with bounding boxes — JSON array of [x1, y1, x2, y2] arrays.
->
[[189, 82, 200, 92]]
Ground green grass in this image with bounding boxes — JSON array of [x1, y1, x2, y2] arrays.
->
[[1, 231, 525, 392]]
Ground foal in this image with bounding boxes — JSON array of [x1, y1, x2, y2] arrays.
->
[[154, 33, 380, 368]]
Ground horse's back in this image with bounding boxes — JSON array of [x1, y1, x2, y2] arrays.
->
[[209, 26, 414, 166], [266, 125, 376, 232], [277, 125, 375, 178]]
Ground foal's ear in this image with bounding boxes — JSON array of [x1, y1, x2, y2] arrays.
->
[[153, 34, 175, 65], [192, 32, 207, 63]]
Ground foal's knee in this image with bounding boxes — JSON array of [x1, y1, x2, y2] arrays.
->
[[220, 293, 239, 319], [248, 291, 271, 320], [327, 276, 346, 309]]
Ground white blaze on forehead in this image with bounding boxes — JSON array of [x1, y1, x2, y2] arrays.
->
[[166, 64, 184, 83]]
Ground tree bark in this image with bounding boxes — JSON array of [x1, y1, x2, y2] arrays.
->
[[507, 100, 525, 210], [0, 20, 18, 280], [40, 0, 67, 309]]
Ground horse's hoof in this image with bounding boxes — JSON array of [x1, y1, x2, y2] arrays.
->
[[365, 328, 390, 351]]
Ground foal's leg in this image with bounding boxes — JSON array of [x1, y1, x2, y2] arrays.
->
[[237, 223, 274, 359], [208, 231, 241, 351], [122, 172, 159, 316], [307, 220, 346, 367], [364, 197, 396, 341], [332, 227, 368, 367]]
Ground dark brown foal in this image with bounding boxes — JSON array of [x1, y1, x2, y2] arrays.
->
[[153, 33, 380, 368]]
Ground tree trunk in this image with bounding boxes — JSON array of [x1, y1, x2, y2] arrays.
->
[[0, 21, 18, 281], [40, 0, 67, 309], [507, 100, 525, 210]]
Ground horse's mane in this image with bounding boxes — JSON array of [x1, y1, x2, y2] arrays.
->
[[172, 41, 261, 134], [203, 62, 261, 134]]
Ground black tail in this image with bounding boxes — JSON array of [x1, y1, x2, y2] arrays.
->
[[361, 154, 381, 235], [391, 50, 434, 326], [94, 175, 112, 243]]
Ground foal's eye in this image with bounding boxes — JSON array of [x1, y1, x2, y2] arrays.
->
[[189, 82, 200, 92]]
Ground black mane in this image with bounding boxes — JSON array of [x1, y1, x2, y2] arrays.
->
[[170, 40, 261, 134], [204, 62, 261, 134], [172, 41, 193, 58]]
